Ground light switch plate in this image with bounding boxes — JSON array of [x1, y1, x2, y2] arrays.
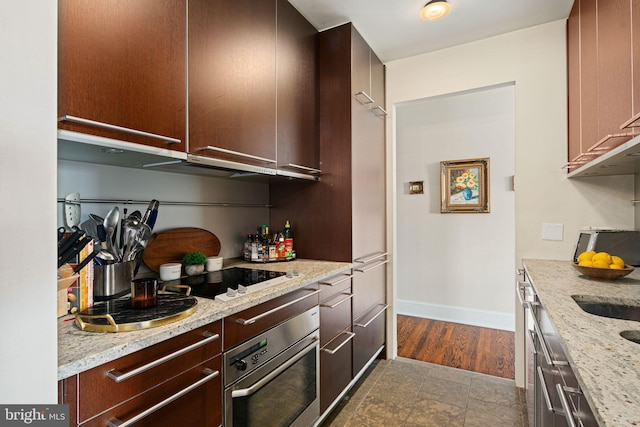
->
[[542, 223, 563, 241]]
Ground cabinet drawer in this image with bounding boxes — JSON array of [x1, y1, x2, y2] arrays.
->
[[78, 322, 221, 422], [320, 329, 354, 413], [319, 290, 352, 347], [352, 259, 386, 321], [353, 304, 386, 376], [318, 272, 352, 301], [82, 355, 221, 427], [223, 283, 320, 350]]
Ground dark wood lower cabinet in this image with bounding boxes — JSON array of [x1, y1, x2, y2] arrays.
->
[[320, 330, 353, 413], [352, 304, 386, 376]]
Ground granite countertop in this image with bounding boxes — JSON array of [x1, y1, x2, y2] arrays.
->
[[522, 259, 640, 427], [58, 259, 352, 380]]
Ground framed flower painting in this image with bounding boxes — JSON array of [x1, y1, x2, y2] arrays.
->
[[440, 158, 490, 213]]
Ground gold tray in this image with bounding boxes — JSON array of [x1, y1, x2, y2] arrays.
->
[[75, 293, 197, 333]]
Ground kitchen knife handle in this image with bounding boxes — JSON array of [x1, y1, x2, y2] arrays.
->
[[73, 250, 98, 273]]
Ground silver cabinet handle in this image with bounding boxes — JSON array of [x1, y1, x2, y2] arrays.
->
[[353, 90, 374, 105], [235, 290, 321, 325], [526, 329, 537, 354], [530, 306, 568, 367], [195, 146, 276, 164], [59, 115, 181, 145], [231, 337, 318, 398], [354, 252, 387, 264], [320, 293, 353, 309], [282, 163, 322, 174], [372, 106, 388, 117], [107, 332, 219, 383], [321, 331, 355, 355], [536, 366, 555, 413], [354, 259, 388, 273], [354, 304, 388, 328], [107, 368, 219, 427], [516, 282, 528, 307], [556, 383, 578, 427], [319, 274, 353, 287]]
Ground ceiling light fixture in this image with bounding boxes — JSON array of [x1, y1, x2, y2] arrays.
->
[[420, 0, 452, 21]]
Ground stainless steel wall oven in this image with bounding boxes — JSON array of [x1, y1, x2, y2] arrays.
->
[[223, 307, 320, 427]]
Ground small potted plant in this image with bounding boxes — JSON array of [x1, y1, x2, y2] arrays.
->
[[182, 251, 207, 276]]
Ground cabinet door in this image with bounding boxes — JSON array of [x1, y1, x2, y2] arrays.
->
[[351, 27, 372, 107], [567, 1, 581, 166], [188, 0, 277, 164], [581, 0, 598, 152], [352, 305, 386, 376], [320, 329, 353, 413], [58, 0, 186, 150], [632, 0, 640, 123], [597, 0, 633, 147], [352, 260, 386, 320], [276, 0, 319, 171]]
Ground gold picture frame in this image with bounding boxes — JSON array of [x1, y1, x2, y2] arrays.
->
[[440, 158, 490, 213]]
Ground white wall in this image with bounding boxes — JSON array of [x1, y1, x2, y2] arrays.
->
[[0, 1, 58, 402], [57, 160, 270, 261], [385, 20, 635, 386], [395, 84, 515, 331]]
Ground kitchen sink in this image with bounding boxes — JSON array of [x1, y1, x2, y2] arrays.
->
[[571, 295, 640, 322], [620, 330, 640, 344]]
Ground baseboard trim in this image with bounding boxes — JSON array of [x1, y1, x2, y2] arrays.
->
[[396, 299, 515, 331]]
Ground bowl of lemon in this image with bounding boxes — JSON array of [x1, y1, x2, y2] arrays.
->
[[573, 251, 635, 280]]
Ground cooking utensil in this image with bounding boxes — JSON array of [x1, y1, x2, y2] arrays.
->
[[58, 230, 84, 263], [73, 250, 98, 273], [59, 235, 92, 267], [64, 192, 81, 230], [141, 200, 159, 231], [103, 206, 120, 260]]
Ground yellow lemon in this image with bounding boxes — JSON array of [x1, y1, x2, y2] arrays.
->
[[611, 256, 625, 267], [609, 264, 624, 269], [592, 252, 612, 265], [577, 251, 596, 262], [591, 259, 610, 269], [578, 260, 593, 267]]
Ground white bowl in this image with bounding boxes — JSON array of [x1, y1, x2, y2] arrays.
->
[[206, 256, 223, 272], [159, 263, 182, 281]]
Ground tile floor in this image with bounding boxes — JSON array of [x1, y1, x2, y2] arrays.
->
[[320, 357, 529, 427]]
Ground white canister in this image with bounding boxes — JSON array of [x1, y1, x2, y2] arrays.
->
[[159, 263, 182, 281], [206, 256, 224, 272]]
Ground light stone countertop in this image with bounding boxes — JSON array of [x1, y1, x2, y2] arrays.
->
[[522, 259, 640, 427], [58, 259, 352, 380]]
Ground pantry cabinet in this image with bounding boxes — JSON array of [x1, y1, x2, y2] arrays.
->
[[270, 22, 387, 413], [567, 0, 636, 171], [58, 0, 186, 150], [59, 322, 222, 427]]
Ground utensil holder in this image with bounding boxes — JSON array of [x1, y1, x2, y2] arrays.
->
[[94, 260, 134, 300]]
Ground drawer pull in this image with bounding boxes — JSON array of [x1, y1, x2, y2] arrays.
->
[[320, 293, 353, 309], [235, 290, 321, 325], [354, 259, 388, 273], [516, 282, 528, 307], [529, 305, 568, 367], [321, 331, 355, 355], [353, 90, 374, 105], [354, 252, 387, 264], [59, 115, 181, 145], [372, 106, 388, 117], [107, 368, 219, 427], [354, 304, 388, 328], [107, 332, 220, 383], [536, 366, 555, 413], [319, 274, 353, 287], [195, 145, 276, 164], [282, 163, 322, 174], [556, 383, 578, 427]]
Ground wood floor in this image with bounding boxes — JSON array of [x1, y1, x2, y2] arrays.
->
[[397, 315, 515, 380]]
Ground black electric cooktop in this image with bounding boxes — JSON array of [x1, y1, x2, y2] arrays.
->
[[162, 267, 287, 299]]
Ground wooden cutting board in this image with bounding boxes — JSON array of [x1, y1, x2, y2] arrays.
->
[[143, 227, 221, 272]]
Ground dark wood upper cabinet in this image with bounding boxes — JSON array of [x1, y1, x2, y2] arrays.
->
[[566, 0, 636, 171], [58, 0, 186, 150], [276, 0, 319, 171], [596, 0, 632, 144], [188, 0, 277, 165], [631, 0, 640, 127]]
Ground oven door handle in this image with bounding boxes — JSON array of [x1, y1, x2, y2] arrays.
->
[[231, 336, 318, 398], [235, 290, 321, 325]]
